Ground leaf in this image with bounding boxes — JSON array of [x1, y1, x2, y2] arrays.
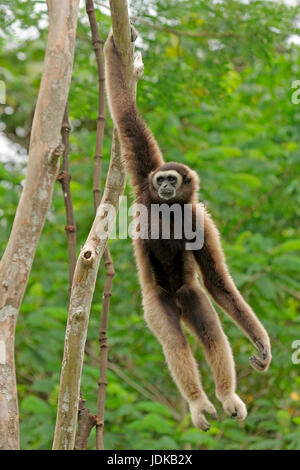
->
[[136, 401, 172, 418], [21, 395, 53, 415], [273, 240, 300, 254], [255, 276, 277, 300], [130, 413, 173, 434], [273, 256, 300, 272], [276, 409, 291, 428], [230, 173, 261, 189], [155, 436, 179, 450]]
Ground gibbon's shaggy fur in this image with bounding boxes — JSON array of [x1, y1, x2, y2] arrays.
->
[[104, 29, 271, 431]]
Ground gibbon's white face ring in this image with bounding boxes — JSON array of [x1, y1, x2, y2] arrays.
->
[[153, 170, 183, 200], [152, 170, 183, 190]]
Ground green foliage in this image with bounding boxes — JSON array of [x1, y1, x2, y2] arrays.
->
[[0, 0, 300, 450]]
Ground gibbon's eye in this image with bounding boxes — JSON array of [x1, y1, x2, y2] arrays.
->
[[184, 178, 191, 185], [167, 175, 177, 185], [157, 176, 164, 184]]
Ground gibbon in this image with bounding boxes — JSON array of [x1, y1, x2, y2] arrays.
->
[[104, 28, 271, 431]]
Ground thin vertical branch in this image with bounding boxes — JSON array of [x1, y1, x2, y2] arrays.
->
[[58, 102, 77, 289], [58, 100, 97, 450], [96, 250, 114, 449], [86, 0, 106, 213], [85, 0, 115, 450], [73, 0, 111, 450]]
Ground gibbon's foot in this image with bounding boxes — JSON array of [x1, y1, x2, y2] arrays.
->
[[130, 24, 138, 42], [189, 397, 218, 432], [221, 393, 247, 421], [249, 339, 272, 372]]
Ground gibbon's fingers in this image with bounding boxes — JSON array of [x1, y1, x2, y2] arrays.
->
[[249, 339, 272, 372], [130, 23, 138, 42], [222, 394, 247, 421], [133, 52, 144, 79], [189, 398, 218, 432]]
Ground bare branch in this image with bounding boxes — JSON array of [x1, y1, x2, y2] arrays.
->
[[52, 0, 143, 450], [96, 2, 238, 39], [74, 394, 97, 450], [96, 250, 115, 450], [0, 0, 80, 450], [74, 0, 114, 450], [58, 102, 77, 290], [130, 15, 237, 39], [86, 0, 106, 212], [85, 0, 115, 450]]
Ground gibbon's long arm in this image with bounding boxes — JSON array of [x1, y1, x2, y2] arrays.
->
[[104, 31, 164, 188], [194, 210, 271, 372]]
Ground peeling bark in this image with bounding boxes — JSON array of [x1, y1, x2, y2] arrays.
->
[[0, 0, 80, 450], [52, 0, 143, 450]]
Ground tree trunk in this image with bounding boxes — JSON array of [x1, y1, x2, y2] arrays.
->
[[0, 0, 80, 450]]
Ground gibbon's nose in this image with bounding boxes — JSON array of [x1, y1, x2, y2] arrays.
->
[[161, 181, 172, 191], [161, 187, 173, 195]]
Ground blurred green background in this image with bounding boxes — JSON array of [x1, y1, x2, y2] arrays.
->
[[0, 0, 300, 450]]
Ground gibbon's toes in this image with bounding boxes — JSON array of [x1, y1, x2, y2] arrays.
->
[[191, 411, 211, 432], [250, 339, 272, 372], [189, 398, 217, 431], [203, 401, 218, 420], [222, 394, 247, 421]]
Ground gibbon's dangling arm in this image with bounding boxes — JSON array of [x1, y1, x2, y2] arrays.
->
[[194, 210, 271, 372], [104, 30, 164, 188]]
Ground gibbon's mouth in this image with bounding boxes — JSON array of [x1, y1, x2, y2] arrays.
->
[[159, 189, 176, 200]]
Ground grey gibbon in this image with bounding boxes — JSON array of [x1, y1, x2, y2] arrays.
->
[[104, 28, 271, 431]]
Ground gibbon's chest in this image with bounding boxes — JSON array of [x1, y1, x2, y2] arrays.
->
[[147, 237, 185, 264], [144, 237, 186, 293], [144, 209, 186, 260]]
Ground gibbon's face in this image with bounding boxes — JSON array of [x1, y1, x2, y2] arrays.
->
[[150, 162, 198, 203], [153, 170, 182, 200]]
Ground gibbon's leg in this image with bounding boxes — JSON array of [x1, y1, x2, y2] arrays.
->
[[194, 210, 271, 372], [177, 282, 247, 421], [142, 285, 217, 431]]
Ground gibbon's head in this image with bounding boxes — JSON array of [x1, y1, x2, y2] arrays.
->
[[149, 162, 199, 203]]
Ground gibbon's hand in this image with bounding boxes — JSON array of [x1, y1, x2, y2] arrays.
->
[[130, 23, 138, 42], [105, 25, 137, 52], [249, 339, 272, 372]]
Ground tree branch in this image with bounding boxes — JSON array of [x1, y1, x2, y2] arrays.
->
[[96, 250, 114, 450], [74, 393, 97, 450], [52, 0, 143, 450], [96, 2, 238, 39], [85, 0, 115, 450], [74, 0, 115, 450], [0, 0, 80, 450], [58, 102, 77, 291]]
